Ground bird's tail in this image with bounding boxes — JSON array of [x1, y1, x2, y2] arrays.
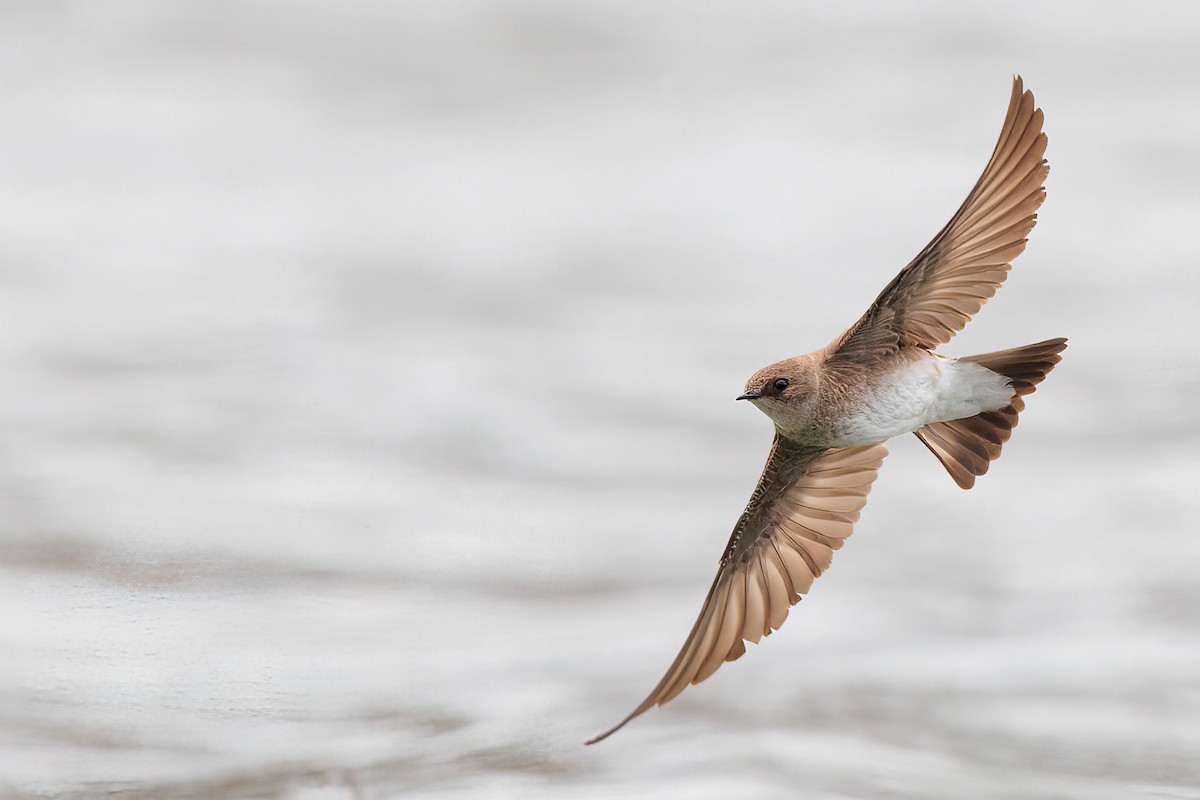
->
[[914, 338, 1067, 489]]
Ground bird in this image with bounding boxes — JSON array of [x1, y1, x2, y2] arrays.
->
[[586, 76, 1065, 745]]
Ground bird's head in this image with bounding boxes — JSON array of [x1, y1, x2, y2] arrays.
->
[[737, 357, 819, 431]]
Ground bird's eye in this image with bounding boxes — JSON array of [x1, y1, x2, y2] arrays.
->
[[773, 378, 790, 391]]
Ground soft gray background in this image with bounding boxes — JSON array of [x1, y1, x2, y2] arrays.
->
[[2, 2, 1199, 798]]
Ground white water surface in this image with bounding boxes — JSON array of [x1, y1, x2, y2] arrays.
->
[[2, 3, 1199, 798]]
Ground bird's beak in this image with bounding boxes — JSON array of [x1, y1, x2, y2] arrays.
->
[[735, 392, 760, 401]]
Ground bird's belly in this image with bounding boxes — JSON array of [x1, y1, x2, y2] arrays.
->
[[824, 356, 1013, 447]]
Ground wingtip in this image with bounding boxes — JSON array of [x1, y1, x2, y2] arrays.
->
[[583, 727, 611, 746], [584, 701, 652, 745], [583, 716, 630, 746], [1010, 73, 1037, 109]]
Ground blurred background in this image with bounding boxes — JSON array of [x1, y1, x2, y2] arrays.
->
[[1, 2, 1198, 798]]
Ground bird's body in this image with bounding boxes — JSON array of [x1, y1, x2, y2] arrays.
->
[[587, 77, 1066, 745], [755, 347, 1015, 448]]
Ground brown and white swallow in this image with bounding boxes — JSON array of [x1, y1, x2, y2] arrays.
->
[[587, 77, 1066, 744]]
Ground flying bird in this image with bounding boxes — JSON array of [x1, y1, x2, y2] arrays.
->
[[587, 76, 1065, 744]]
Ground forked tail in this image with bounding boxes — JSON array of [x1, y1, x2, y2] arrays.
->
[[915, 338, 1067, 489]]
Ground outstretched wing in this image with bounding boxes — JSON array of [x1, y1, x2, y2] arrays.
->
[[586, 437, 887, 744], [830, 76, 1049, 364]]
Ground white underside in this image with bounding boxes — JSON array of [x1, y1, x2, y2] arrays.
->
[[828, 356, 1013, 447]]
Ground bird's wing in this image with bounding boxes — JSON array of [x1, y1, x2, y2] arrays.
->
[[586, 436, 887, 744], [828, 76, 1048, 365]]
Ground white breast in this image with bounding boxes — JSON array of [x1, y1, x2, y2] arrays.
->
[[828, 355, 1013, 447]]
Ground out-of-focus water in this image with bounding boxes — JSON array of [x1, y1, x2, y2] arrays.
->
[[2, 2, 1199, 798]]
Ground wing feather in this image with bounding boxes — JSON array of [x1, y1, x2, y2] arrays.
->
[[829, 76, 1048, 363], [586, 437, 887, 744], [742, 563, 769, 643]]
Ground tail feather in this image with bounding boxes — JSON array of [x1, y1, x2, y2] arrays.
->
[[915, 337, 1066, 489]]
